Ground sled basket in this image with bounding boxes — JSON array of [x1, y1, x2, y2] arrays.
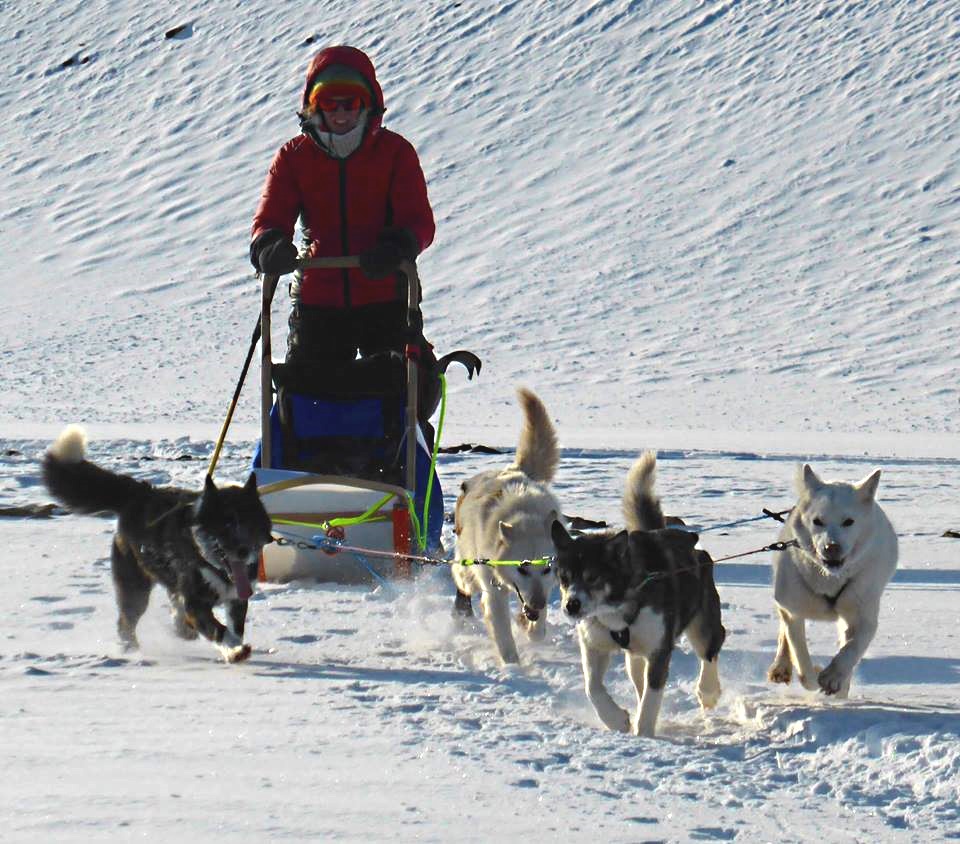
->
[[252, 257, 443, 583]]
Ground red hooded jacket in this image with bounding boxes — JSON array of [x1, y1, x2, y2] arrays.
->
[[251, 47, 435, 307]]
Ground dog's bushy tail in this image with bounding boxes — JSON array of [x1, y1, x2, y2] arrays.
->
[[622, 451, 665, 531], [512, 387, 559, 483], [43, 425, 149, 515]]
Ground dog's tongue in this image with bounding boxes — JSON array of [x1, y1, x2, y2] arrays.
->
[[231, 561, 253, 601]]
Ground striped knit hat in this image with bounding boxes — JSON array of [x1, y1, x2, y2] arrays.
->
[[305, 64, 373, 112]]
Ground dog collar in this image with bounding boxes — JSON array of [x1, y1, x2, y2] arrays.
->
[[610, 628, 630, 648]]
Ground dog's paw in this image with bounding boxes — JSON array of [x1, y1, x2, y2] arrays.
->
[[498, 648, 520, 666], [818, 662, 850, 696], [697, 684, 721, 710], [603, 709, 631, 734], [631, 713, 659, 738], [523, 616, 548, 642], [767, 661, 792, 685], [799, 664, 823, 692], [221, 643, 252, 663], [499, 662, 523, 679]]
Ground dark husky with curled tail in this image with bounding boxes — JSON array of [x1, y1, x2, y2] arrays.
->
[[552, 452, 725, 737], [43, 426, 273, 663]]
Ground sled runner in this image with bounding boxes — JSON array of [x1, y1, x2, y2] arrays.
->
[[252, 256, 444, 583]]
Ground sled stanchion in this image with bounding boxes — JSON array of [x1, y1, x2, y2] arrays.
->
[[260, 257, 363, 470], [401, 259, 421, 548], [260, 273, 280, 470], [392, 504, 412, 578]]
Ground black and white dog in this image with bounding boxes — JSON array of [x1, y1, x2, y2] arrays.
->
[[43, 426, 273, 662], [551, 452, 725, 737]]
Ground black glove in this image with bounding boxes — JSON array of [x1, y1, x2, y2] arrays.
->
[[359, 227, 418, 279], [253, 232, 299, 275]]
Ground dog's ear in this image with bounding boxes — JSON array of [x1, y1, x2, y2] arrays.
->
[[610, 529, 630, 560], [551, 519, 573, 549], [542, 509, 560, 535], [243, 473, 259, 496], [796, 463, 823, 496], [478, 490, 503, 523], [203, 474, 219, 497], [658, 527, 699, 554], [627, 530, 656, 562], [855, 468, 881, 503], [196, 474, 218, 514]]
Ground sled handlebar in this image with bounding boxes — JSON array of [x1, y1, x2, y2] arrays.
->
[[297, 256, 361, 270], [262, 255, 418, 272], [296, 256, 420, 272]]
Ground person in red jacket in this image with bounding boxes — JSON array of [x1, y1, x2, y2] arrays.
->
[[250, 46, 436, 370]]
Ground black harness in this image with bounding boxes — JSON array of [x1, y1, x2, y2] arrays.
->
[[609, 601, 643, 649]]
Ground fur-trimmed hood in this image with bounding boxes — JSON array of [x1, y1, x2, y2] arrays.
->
[[301, 46, 385, 135]]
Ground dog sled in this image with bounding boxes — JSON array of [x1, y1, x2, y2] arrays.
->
[[249, 256, 447, 584]]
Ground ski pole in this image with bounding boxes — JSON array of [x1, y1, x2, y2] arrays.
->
[[208, 314, 263, 478]]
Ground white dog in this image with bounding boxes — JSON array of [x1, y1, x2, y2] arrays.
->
[[768, 464, 898, 697], [452, 388, 561, 665]]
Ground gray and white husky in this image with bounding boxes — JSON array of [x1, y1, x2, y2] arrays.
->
[[768, 464, 898, 697], [451, 388, 561, 665], [552, 453, 725, 738]]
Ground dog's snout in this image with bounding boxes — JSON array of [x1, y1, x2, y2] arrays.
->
[[821, 542, 845, 568], [522, 605, 540, 622], [565, 597, 582, 617], [823, 542, 845, 562]]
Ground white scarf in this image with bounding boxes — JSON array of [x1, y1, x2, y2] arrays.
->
[[306, 112, 368, 159]]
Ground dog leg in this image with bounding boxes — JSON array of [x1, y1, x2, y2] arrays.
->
[[630, 649, 670, 738], [693, 645, 722, 709], [184, 599, 251, 663], [481, 586, 520, 664], [818, 609, 878, 696], [579, 628, 630, 732], [226, 600, 248, 642], [685, 614, 722, 709], [518, 610, 547, 642], [778, 607, 820, 691], [625, 651, 649, 734], [695, 656, 722, 710], [171, 596, 199, 640], [768, 621, 793, 684], [453, 589, 474, 618], [451, 565, 476, 621], [111, 536, 152, 651]]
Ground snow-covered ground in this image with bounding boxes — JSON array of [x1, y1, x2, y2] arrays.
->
[[3, 438, 959, 841], [2, 0, 959, 841]]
